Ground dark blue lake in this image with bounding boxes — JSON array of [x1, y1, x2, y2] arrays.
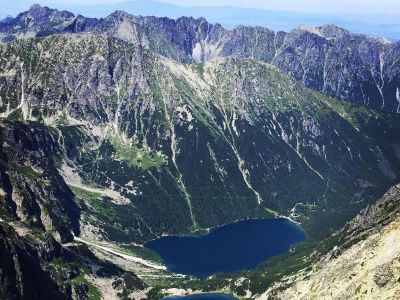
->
[[145, 218, 306, 278], [163, 293, 236, 300]]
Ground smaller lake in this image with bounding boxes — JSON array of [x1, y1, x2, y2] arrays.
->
[[145, 218, 306, 278], [163, 293, 237, 300]]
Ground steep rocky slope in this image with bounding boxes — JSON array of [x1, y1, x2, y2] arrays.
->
[[260, 183, 400, 300], [1, 35, 399, 244], [2, 5, 400, 113], [0, 218, 146, 300], [0, 222, 66, 300]]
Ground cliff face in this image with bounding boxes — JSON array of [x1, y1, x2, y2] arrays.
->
[[2, 5, 400, 113], [0, 218, 147, 300], [0, 222, 65, 300], [0, 121, 80, 243]]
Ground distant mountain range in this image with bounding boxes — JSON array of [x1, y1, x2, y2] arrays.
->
[[1, 0, 400, 40], [2, 4, 400, 114]]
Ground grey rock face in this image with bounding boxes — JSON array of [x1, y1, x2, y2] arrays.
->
[[2, 5, 400, 113], [273, 25, 400, 113], [0, 5, 400, 112], [374, 264, 393, 287], [0, 223, 65, 300], [0, 4, 99, 42], [0, 121, 80, 243]]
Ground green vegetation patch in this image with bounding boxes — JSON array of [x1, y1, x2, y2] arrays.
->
[[119, 244, 163, 264], [70, 185, 154, 242], [72, 272, 102, 300], [49, 259, 102, 300], [70, 186, 119, 222], [111, 137, 166, 170], [16, 165, 43, 181]]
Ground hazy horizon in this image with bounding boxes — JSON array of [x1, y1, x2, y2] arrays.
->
[[1, 0, 400, 40], [3, 0, 400, 15]]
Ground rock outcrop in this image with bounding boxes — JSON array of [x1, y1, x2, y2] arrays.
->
[[0, 222, 65, 300]]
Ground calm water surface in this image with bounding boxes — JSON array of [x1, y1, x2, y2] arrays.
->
[[163, 293, 237, 300], [146, 218, 306, 278]]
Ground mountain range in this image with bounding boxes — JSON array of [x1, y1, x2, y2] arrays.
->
[[2, 0, 400, 40], [2, 4, 400, 113], [0, 4, 399, 300]]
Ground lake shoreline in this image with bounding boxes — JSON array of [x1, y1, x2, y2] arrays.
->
[[145, 218, 307, 278], [162, 291, 238, 300], [146, 214, 305, 243]]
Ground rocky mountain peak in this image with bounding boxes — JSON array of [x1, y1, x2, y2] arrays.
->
[[0, 15, 13, 24], [318, 24, 350, 39], [25, 3, 74, 20], [108, 9, 131, 20], [28, 3, 48, 13], [296, 24, 349, 40], [297, 24, 324, 36]]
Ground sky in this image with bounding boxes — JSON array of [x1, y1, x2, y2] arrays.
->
[[2, 0, 400, 16], [163, 0, 400, 15], [1, 0, 400, 40]]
